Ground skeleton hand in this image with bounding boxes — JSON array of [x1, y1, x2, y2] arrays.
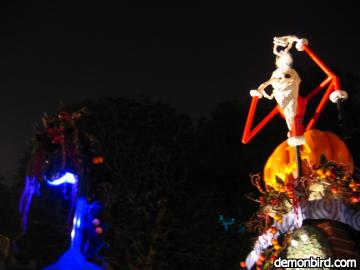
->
[[273, 35, 299, 48], [274, 36, 293, 48], [329, 90, 348, 103], [295, 38, 308, 51], [250, 89, 263, 98], [273, 36, 308, 54]]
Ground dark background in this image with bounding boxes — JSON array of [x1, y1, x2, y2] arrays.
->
[[1, 2, 360, 181]]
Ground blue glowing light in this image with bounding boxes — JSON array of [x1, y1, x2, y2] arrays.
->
[[47, 172, 77, 186], [43, 248, 102, 270], [76, 218, 81, 228], [19, 176, 38, 233], [71, 197, 88, 250], [70, 227, 76, 241], [218, 215, 235, 232]]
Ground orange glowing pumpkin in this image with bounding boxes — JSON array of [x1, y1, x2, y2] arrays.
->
[[264, 129, 353, 191]]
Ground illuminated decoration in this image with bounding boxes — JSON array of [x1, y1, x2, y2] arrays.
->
[[92, 218, 100, 226], [95, 227, 103, 235], [82, 201, 107, 260], [43, 197, 104, 270], [70, 197, 87, 250], [218, 215, 235, 231], [46, 172, 77, 186], [243, 161, 360, 269], [43, 248, 101, 270], [263, 129, 353, 191], [239, 36, 360, 270], [239, 261, 246, 268], [286, 226, 332, 267], [18, 108, 107, 270], [242, 35, 348, 146], [91, 156, 104, 165], [19, 176, 38, 232], [19, 108, 86, 234]]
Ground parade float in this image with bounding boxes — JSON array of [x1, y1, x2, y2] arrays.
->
[[19, 109, 107, 270], [241, 36, 360, 269]]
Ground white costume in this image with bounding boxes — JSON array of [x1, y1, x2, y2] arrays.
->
[[250, 36, 305, 145]]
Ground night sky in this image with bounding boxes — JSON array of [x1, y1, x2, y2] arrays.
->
[[1, 2, 360, 180]]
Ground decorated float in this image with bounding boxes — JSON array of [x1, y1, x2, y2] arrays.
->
[[19, 109, 107, 270], [241, 36, 359, 269]]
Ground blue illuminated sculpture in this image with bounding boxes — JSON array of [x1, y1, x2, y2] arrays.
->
[[43, 248, 101, 270], [43, 177, 101, 270], [47, 172, 77, 186], [18, 109, 105, 270], [43, 189, 101, 270]]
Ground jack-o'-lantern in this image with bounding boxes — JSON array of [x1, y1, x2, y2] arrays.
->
[[264, 129, 353, 191]]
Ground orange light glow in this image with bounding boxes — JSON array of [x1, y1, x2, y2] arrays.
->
[[263, 130, 353, 191]]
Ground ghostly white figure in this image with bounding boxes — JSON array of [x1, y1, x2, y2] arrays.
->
[[250, 36, 305, 136]]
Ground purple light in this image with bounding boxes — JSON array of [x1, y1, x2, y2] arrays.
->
[[19, 176, 38, 233], [47, 172, 77, 186]]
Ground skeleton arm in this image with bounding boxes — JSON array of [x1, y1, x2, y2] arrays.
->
[[273, 36, 307, 56], [258, 79, 276, 100], [242, 36, 307, 144], [250, 78, 279, 100]]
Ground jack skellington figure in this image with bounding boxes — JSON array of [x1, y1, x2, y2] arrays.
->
[[243, 35, 348, 147]]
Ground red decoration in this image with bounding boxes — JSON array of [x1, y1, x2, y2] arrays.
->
[[92, 156, 104, 165], [242, 43, 342, 144], [264, 130, 353, 191], [271, 199, 280, 206], [58, 111, 73, 121], [269, 227, 277, 234], [95, 227, 103, 234]]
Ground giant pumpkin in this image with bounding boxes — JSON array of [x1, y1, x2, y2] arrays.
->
[[264, 129, 353, 191]]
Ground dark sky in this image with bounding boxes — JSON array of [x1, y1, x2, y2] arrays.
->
[[1, 2, 360, 179]]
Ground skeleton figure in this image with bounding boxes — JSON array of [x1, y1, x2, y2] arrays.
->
[[243, 35, 348, 147], [250, 36, 302, 136]]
